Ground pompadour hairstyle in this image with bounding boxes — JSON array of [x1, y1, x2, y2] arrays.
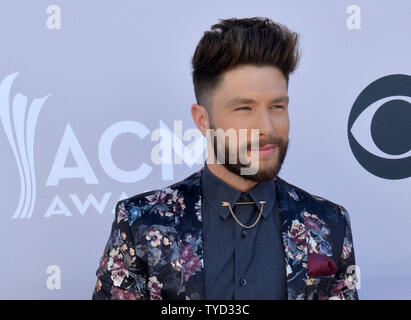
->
[[191, 17, 300, 114]]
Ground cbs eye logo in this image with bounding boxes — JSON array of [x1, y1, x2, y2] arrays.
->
[[348, 74, 411, 180]]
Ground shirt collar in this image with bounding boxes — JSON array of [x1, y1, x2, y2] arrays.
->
[[201, 161, 276, 220]]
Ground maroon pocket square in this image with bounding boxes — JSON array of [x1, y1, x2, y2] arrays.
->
[[307, 252, 337, 276]]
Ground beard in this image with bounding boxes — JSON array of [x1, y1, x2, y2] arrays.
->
[[208, 123, 289, 182]]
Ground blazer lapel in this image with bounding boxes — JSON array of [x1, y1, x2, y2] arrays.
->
[[176, 167, 205, 300], [178, 167, 309, 300], [275, 177, 309, 300]]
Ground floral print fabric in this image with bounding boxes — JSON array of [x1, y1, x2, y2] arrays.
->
[[92, 167, 358, 300]]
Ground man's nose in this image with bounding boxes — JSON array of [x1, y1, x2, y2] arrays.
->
[[256, 110, 275, 137]]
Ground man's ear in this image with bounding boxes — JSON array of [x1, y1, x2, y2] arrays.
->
[[191, 104, 210, 137]]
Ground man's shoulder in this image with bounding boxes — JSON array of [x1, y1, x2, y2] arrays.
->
[[115, 168, 202, 222], [276, 176, 350, 222]]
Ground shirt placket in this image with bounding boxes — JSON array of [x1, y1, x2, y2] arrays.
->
[[233, 195, 257, 299]]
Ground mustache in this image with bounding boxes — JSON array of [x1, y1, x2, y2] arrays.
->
[[246, 136, 285, 149]]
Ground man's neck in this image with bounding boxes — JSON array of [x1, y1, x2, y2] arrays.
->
[[205, 157, 258, 192]]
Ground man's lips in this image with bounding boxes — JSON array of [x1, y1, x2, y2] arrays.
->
[[249, 144, 276, 156], [250, 144, 275, 151]]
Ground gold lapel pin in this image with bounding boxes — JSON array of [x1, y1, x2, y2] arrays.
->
[[220, 200, 267, 228], [221, 200, 266, 206]]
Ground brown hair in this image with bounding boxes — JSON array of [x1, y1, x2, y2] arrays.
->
[[191, 17, 300, 114]]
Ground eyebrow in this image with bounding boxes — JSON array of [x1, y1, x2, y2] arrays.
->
[[224, 95, 290, 108]]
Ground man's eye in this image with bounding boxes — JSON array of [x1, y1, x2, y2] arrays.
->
[[235, 106, 251, 111], [272, 105, 284, 109]]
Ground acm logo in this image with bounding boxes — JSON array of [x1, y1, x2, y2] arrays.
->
[[0, 73, 206, 219], [0, 73, 50, 219], [348, 74, 411, 179]]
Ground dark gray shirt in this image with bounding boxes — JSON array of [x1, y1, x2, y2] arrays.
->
[[201, 162, 287, 300]]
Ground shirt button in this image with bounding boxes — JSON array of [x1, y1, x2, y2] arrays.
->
[[241, 230, 247, 238], [239, 277, 247, 286]]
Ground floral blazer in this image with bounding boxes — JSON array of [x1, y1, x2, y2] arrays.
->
[[92, 166, 359, 300]]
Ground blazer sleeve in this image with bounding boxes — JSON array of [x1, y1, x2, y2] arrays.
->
[[328, 206, 359, 300], [92, 200, 149, 300]]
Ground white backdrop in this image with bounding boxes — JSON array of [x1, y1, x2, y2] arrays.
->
[[0, 0, 410, 299]]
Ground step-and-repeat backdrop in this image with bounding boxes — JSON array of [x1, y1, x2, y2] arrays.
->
[[0, 0, 410, 299]]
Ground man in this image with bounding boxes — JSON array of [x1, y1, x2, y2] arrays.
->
[[92, 17, 358, 300]]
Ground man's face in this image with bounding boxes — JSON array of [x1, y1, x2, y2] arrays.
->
[[208, 64, 290, 182]]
